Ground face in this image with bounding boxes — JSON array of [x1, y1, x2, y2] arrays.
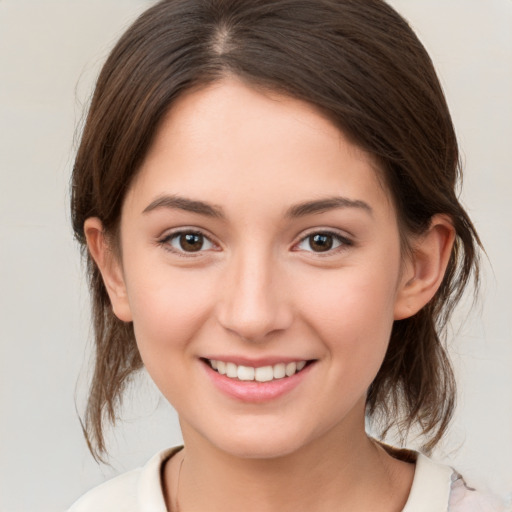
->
[[106, 79, 411, 459]]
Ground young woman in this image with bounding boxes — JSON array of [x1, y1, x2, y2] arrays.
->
[[68, 0, 505, 510]]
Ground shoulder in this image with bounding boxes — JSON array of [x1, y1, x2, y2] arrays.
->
[[395, 449, 508, 512], [402, 452, 454, 511], [67, 447, 182, 512], [67, 469, 141, 512], [449, 477, 509, 512]]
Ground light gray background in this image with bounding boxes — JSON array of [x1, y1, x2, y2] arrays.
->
[[1, 1, 511, 510]]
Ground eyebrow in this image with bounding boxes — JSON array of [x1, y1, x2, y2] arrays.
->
[[142, 195, 225, 218], [142, 194, 372, 218], [285, 197, 373, 218]]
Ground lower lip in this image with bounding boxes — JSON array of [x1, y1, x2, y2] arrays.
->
[[202, 361, 314, 403]]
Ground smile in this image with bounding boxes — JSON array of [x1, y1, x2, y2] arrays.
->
[[207, 359, 307, 382]]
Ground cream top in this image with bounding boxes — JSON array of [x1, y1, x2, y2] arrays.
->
[[68, 447, 507, 512]]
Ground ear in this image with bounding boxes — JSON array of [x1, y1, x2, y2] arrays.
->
[[84, 217, 133, 322], [394, 214, 455, 320]]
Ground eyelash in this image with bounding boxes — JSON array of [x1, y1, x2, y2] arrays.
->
[[293, 230, 353, 255], [157, 229, 353, 257], [157, 229, 218, 257]]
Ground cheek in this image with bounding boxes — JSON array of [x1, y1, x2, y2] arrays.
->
[[295, 257, 401, 373], [123, 263, 216, 359]]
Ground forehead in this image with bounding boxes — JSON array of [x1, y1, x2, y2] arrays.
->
[[124, 78, 394, 222]]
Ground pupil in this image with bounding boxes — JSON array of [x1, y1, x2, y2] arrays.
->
[[180, 233, 203, 252], [311, 234, 332, 252]]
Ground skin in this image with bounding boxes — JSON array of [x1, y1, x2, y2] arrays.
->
[[86, 79, 455, 512]]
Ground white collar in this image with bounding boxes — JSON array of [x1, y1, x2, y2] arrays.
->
[[402, 452, 454, 512], [136, 447, 453, 512]]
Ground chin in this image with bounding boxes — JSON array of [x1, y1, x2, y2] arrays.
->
[[215, 435, 306, 460], [197, 419, 322, 460]]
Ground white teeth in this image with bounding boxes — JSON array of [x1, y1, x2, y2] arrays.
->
[[208, 359, 308, 381], [255, 366, 273, 382], [273, 363, 286, 379], [237, 365, 255, 381], [226, 362, 238, 378], [296, 361, 306, 371], [217, 361, 226, 375], [285, 362, 297, 377]]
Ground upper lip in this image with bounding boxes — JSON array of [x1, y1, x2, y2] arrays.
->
[[201, 355, 314, 367]]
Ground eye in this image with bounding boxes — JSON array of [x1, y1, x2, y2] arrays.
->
[[162, 230, 216, 254], [295, 231, 351, 253]]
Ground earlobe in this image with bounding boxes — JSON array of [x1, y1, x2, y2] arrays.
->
[[394, 215, 455, 320], [84, 218, 133, 322]]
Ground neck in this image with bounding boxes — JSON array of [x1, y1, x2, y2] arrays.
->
[[164, 421, 413, 512]]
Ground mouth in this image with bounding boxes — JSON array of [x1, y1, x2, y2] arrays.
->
[[202, 358, 311, 383]]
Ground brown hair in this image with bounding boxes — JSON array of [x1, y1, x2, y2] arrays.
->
[[71, 0, 480, 460]]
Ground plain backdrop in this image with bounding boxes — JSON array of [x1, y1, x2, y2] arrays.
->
[[0, 1, 511, 510]]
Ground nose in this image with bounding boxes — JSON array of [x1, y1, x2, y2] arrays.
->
[[216, 249, 293, 343]]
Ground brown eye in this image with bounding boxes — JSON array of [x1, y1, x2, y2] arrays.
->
[[309, 233, 333, 252], [296, 231, 349, 253], [166, 231, 214, 253], [180, 233, 204, 252]]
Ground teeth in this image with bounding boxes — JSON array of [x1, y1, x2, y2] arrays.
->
[[273, 363, 286, 379], [255, 366, 273, 382], [207, 359, 308, 381], [226, 362, 238, 378], [285, 362, 297, 377], [237, 365, 255, 381]]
